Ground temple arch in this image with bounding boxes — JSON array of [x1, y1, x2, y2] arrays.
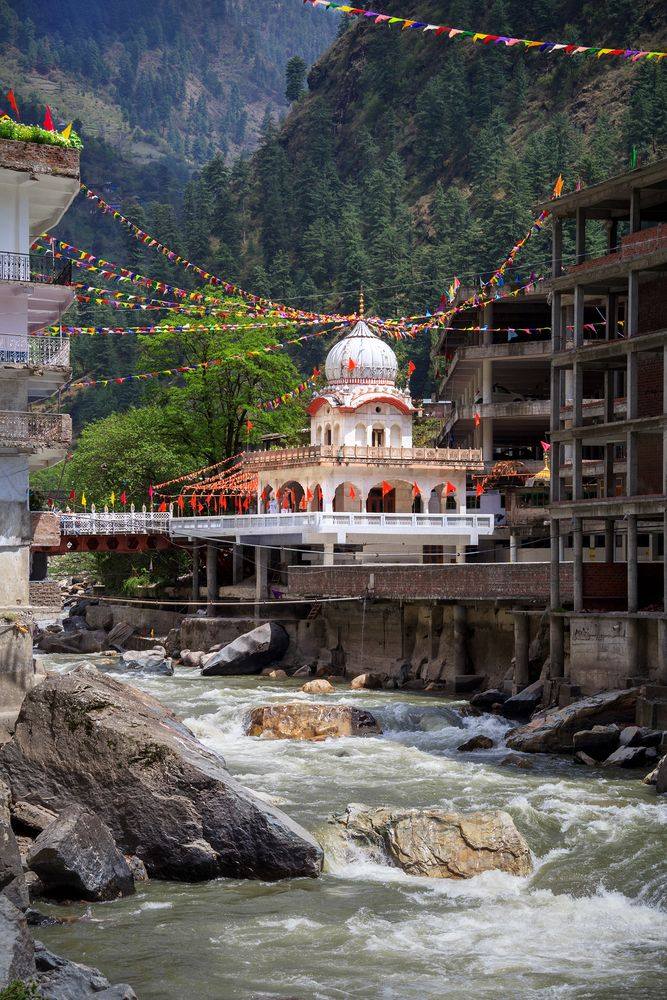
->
[[277, 480, 304, 512], [390, 423, 402, 447], [333, 481, 362, 513], [366, 479, 415, 514]]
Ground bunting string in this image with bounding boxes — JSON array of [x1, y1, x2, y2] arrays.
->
[[305, 1, 667, 61]]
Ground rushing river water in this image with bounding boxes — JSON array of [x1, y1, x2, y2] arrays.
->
[[37, 657, 667, 999]]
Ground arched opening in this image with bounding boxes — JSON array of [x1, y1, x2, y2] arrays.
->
[[261, 483, 276, 513], [412, 491, 422, 514], [278, 480, 305, 512], [309, 483, 324, 512], [333, 423, 341, 446], [325, 425, 332, 446], [371, 426, 385, 447], [428, 483, 460, 514], [316, 424, 323, 445], [366, 480, 415, 514], [333, 481, 362, 513], [446, 494, 457, 511], [355, 423, 366, 446], [390, 423, 402, 448]]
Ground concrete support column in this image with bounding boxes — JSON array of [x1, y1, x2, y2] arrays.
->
[[658, 618, 667, 685], [254, 545, 269, 603], [573, 517, 584, 613], [626, 430, 638, 497], [605, 292, 617, 341], [509, 532, 518, 563], [604, 518, 615, 563], [575, 207, 587, 264], [549, 519, 565, 679], [456, 545, 467, 564], [453, 605, 469, 676], [323, 543, 335, 566], [627, 617, 642, 678], [627, 514, 638, 613], [513, 612, 530, 693], [206, 544, 218, 616], [627, 270, 639, 338], [550, 519, 561, 610], [573, 285, 585, 347], [191, 544, 200, 604], [550, 615, 565, 679], [232, 545, 243, 586], [630, 187, 641, 233], [481, 357, 493, 463], [552, 217, 563, 277]]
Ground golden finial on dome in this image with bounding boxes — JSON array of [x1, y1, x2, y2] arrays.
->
[[358, 286, 365, 319]]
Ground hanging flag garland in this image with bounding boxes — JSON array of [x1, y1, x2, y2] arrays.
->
[[305, 2, 666, 61]]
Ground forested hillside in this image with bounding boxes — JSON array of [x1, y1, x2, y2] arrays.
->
[[32, 0, 667, 420]]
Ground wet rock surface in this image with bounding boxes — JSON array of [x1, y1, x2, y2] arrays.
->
[[34, 940, 137, 999], [27, 806, 135, 902], [350, 673, 384, 690], [201, 622, 289, 676], [506, 688, 639, 753], [119, 647, 174, 675], [246, 703, 382, 741], [470, 688, 508, 710], [1, 780, 27, 910], [331, 804, 533, 879], [0, 667, 323, 882], [501, 680, 544, 720], [572, 725, 620, 760], [0, 895, 35, 986], [456, 735, 494, 752], [302, 679, 334, 694]]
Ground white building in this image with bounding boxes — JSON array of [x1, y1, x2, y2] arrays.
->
[[173, 318, 495, 567], [0, 137, 78, 719]]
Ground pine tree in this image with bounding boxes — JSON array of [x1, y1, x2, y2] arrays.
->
[[285, 55, 307, 103]]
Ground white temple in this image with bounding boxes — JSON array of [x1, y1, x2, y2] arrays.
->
[[172, 317, 495, 563]]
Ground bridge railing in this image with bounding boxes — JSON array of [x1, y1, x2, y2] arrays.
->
[[0, 334, 70, 367], [59, 512, 171, 536]]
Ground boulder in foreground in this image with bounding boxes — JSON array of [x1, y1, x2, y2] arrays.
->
[[27, 806, 135, 902], [201, 622, 289, 676], [350, 673, 384, 690], [506, 688, 638, 754], [331, 805, 532, 879], [0, 667, 322, 882], [34, 941, 137, 999], [246, 702, 382, 741]]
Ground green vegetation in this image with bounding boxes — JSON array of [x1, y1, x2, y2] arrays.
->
[[0, 116, 82, 149], [0, 982, 40, 1000], [285, 56, 307, 103]]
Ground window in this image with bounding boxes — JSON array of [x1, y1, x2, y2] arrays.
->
[[594, 534, 605, 547], [325, 426, 332, 446], [423, 545, 444, 564], [466, 494, 480, 510], [371, 427, 385, 447], [446, 495, 457, 511]]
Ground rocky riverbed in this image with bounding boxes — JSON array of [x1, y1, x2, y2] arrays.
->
[[12, 656, 663, 999]]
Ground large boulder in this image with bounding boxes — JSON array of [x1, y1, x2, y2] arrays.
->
[[506, 688, 639, 754], [201, 622, 289, 676], [37, 630, 106, 655], [350, 673, 384, 691], [246, 703, 382, 741], [106, 621, 135, 651], [0, 896, 35, 987], [602, 746, 656, 769], [457, 735, 494, 752], [301, 679, 334, 694], [572, 724, 620, 760], [1, 780, 27, 910], [470, 688, 508, 710], [501, 680, 544, 720], [119, 648, 173, 676], [0, 667, 322, 882], [26, 806, 135, 902], [332, 805, 532, 879], [34, 941, 137, 999]]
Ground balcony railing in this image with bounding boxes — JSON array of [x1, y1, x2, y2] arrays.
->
[[242, 444, 483, 470], [170, 511, 496, 539], [0, 251, 72, 286], [0, 410, 71, 449], [59, 512, 171, 536], [0, 334, 70, 367]]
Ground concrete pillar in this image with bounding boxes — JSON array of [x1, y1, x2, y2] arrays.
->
[[627, 514, 638, 613], [456, 545, 466, 564], [232, 544, 243, 585], [604, 518, 615, 563], [323, 543, 334, 566], [254, 545, 269, 603], [513, 612, 530, 692], [575, 207, 587, 263], [605, 293, 617, 341], [453, 605, 469, 676], [573, 285, 585, 347], [627, 271, 639, 338], [550, 615, 565, 679], [629, 187, 641, 233], [552, 217, 563, 278], [509, 532, 518, 563], [627, 617, 642, 678], [550, 519, 561, 610], [658, 618, 667, 685], [191, 544, 200, 604], [206, 544, 218, 616], [573, 517, 584, 612], [482, 356, 493, 463]]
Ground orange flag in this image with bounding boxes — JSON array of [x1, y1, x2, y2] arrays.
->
[[407, 360, 416, 375], [347, 357, 356, 371], [411, 482, 420, 498], [476, 483, 484, 497], [381, 480, 392, 497], [177, 495, 185, 511], [158, 501, 167, 512], [6, 89, 19, 119], [246, 419, 253, 431], [445, 481, 456, 495], [473, 412, 481, 428], [348, 485, 356, 499], [306, 487, 314, 502]]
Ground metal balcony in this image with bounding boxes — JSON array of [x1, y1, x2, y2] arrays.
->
[[0, 251, 72, 286], [0, 334, 70, 367], [0, 410, 72, 450]]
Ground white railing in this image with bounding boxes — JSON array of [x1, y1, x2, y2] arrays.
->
[[242, 444, 483, 469], [59, 512, 171, 536], [0, 334, 70, 367], [0, 410, 71, 447], [171, 512, 495, 537]]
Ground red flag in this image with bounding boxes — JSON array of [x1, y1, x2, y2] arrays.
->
[[299, 496, 307, 510], [68, 489, 76, 502], [306, 487, 314, 502], [312, 367, 320, 377], [221, 495, 227, 510], [120, 490, 127, 505], [407, 360, 416, 375], [381, 480, 392, 497], [347, 357, 356, 372], [476, 483, 484, 497], [43, 105, 55, 131], [348, 485, 356, 499], [206, 494, 213, 507], [189, 495, 197, 510], [6, 89, 19, 119], [540, 440, 551, 452], [473, 412, 481, 428], [445, 481, 456, 495], [243, 496, 250, 511], [411, 482, 420, 498], [246, 420, 253, 432], [158, 501, 167, 512], [198, 502, 204, 513], [177, 495, 185, 511]]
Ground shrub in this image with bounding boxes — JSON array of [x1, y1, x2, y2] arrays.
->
[[0, 117, 83, 150]]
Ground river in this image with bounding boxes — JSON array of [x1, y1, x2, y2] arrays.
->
[[37, 658, 667, 999]]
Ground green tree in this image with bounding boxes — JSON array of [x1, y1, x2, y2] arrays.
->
[[285, 55, 307, 102]]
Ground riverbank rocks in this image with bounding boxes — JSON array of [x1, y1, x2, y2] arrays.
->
[[602, 745, 656, 769], [0, 667, 323, 882], [457, 735, 494, 752], [1, 780, 27, 910], [119, 647, 174, 675], [34, 941, 137, 1000], [266, 669, 288, 680], [201, 622, 289, 676], [350, 673, 384, 691], [246, 703, 382, 741], [331, 805, 532, 879], [506, 688, 639, 754], [0, 896, 34, 986], [572, 725, 620, 760], [302, 679, 334, 694], [36, 629, 107, 655], [26, 806, 135, 902], [501, 680, 544, 720], [470, 689, 508, 710]]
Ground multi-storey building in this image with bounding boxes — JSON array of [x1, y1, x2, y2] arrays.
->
[[0, 137, 79, 721], [542, 157, 667, 692]]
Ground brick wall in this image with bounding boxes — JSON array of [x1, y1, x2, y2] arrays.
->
[[29, 580, 62, 607], [289, 562, 573, 602], [30, 511, 60, 547], [637, 352, 664, 417], [638, 276, 667, 335], [583, 563, 627, 610]]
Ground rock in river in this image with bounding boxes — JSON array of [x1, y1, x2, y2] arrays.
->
[[0, 667, 323, 882], [506, 688, 638, 754], [246, 702, 382, 741], [302, 679, 334, 694], [332, 805, 532, 879], [26, 806, 135, 902], [456, 735, 494, 752], [119, 647, 174, 675], [201, 622, 289, 676]]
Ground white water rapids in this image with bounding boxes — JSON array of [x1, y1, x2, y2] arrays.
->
[[37, 658, 667, 999]]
